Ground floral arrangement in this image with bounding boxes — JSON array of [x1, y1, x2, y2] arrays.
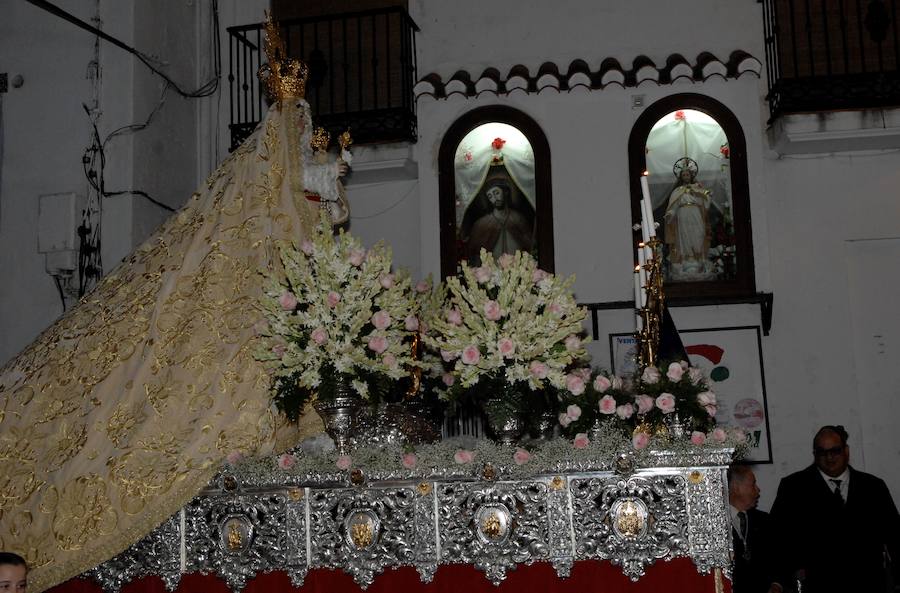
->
[[421, 250, 588, 393], [256, 215, 420, 419], [630, 360, 718, 442], [557, 370, 635, 437]]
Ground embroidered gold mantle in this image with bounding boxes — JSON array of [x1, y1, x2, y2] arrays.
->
[[0, 103, 327, 592]]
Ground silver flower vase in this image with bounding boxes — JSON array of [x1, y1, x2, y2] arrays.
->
[[313, 377, 362, 455], [483, 393, 525, 446]]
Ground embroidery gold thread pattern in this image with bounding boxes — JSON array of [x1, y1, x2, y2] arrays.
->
[[0, 102, 326, 591]]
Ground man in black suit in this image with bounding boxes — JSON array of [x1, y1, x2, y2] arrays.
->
[[729, 465, 783, 593], [770, 425, 900, 592]]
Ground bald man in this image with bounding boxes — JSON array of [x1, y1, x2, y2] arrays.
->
[[728, 465, 783, 593]]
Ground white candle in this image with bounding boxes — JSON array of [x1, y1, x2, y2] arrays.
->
[[634, 269, 644, 331], [640, 174, 656, 238], [639, 201, 651, 243], [638, 245, 648, 287]]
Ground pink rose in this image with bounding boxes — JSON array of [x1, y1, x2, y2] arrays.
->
[[565, 335, 582, 352], [441, 373, 455, 387], [327, 291, 341, 308], [446, 308, 463, 325], [277, 453, 296, 470], [632, 431, 650, 450], [558, 412, 573, 428], [461, 345, 481, 365], [598, 395, 617, 415], [548, 302, 563, 315], [383, 353, 398, 369], [372, 310, 392, 330], [336, 455, 352, 470], [272, 343, 287, 357], [513, 448, 531, 465], [688, 367, 704, 385], [711, 427, 728, 443], [300, 239, 314, 254], [401, 453, 417, 469], [573, 433, 590, 449], [529, 361, 549, 379], [566, 374, 586, 396], [349, 249, 366, 266], [576, 367, 592, 381], [483, 300, 502, 321], [666, 362, 685, 382], [498, 253, 514, 268], [279, 290, 298, 311], [593, 375, 612, 393], [690, 431, 707, 446], [566, 404, 582, 421], [705, 404, 718, 417], [635, 395, 655, 415], [655, 393, 676, 414], [730, 427, 746, 443], [226, 451, 243, 465], [367, 335, 388, 354], [379, 273, 395, 288], [441, 349, 459, 362], [616, 403, 635, 420], [311, 327, 328, 345], [532, 268, 550, 283], [415, 279, 432, 293], [474, 266, 492, 283], [405, 315, 420, 331], [497, 337, 515, 357], [611, 376, 624, 390], [453, 449, 475, 464], [641, 366, 661, 384], [697, 391, 717, 406]]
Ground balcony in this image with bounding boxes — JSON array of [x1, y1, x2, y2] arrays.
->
[[762, 0, 900, 118], [227, 8, 419, 151]]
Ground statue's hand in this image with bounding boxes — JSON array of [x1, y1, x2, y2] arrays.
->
[[335, 159, 349, 178]]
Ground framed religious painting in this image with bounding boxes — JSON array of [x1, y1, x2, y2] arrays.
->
[[628, 94, 755, 299], [438, 106, 554, 278], [609, 325, 773, 464]]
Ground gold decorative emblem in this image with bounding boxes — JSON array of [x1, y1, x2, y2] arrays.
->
[[689, 470, 704, 484], [350, 522, 374, 549], [288, 488, 304, 501], [482, 463, 497, 481], [481, 513, 502, 539], [350, 468, 365, 485], [226, 521, 243, 551], [550, 476, 565, 491], [222, 475, 238, 491], [338, 129, 353, 151], [614, 500, 644, 537], [417, 482, 432, 496]]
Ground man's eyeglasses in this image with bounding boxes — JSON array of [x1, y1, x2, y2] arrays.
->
[[814, 445, 845, 457]]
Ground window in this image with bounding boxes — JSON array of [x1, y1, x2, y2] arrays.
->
[[628, 94, 755, 298], [438, 106, 553, 277]]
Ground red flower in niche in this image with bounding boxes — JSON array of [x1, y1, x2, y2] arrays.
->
[[464, 151, 473, 162], [719, 144, 730, 158], [674, 110, 686, 121], [491, 137, 506, 150]]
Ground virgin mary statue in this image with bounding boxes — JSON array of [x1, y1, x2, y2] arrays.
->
[[0, 17, 342, 591]]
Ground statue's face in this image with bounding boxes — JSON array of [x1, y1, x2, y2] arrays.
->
[[680, 169, 694, 183], [486, 186, 505, 208]]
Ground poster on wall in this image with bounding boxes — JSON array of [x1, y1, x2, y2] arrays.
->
[[610, 325, 772, 464]]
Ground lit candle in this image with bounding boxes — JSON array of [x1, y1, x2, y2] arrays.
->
[[640, 173, 656, 238]]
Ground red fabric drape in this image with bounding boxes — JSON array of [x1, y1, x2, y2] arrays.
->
[[49, 559, 730, 593]]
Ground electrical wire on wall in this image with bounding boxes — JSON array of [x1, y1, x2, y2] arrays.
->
[[28, 0, 223, 310]]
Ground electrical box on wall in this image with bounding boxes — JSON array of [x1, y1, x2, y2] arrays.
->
[[38, 192, 84, 274]]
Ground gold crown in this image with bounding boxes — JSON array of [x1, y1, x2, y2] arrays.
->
[[311, 127, 331, 153], [258, 12, 309, 103]]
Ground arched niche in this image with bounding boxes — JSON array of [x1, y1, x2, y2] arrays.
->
[[438, 106, 554, 278], [628, 94, 755, 298]]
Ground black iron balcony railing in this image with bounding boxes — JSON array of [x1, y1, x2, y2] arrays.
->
[[762, 0, 900, 120], [227, 7, 419, 151]]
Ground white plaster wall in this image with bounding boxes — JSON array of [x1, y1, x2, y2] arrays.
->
[[408, 0, 764, 79], [0, 1, 97, 363]]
